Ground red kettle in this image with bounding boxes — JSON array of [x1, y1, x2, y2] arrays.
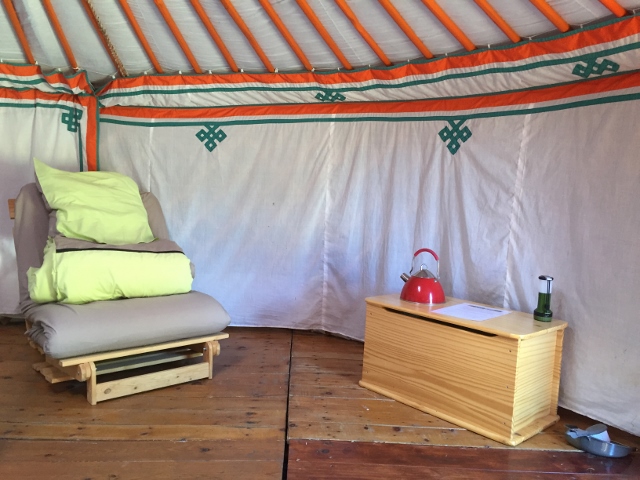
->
[[400, 248, 446, 304]]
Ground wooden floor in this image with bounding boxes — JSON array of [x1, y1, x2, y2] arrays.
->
[[0, 323, 638, 479]]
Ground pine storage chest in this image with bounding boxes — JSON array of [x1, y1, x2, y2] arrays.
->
[[359, 295, 568, 446]]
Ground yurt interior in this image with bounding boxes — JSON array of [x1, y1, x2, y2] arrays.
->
[[1, 0, 639, 478]]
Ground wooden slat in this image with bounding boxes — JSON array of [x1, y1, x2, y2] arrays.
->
[[528, 0, 571, 33], [220, 0, 274, 72], [57, 332, 228, 367], [2, 0, 35, 64], [419, 0, 476, 51], [334, 0, 392, 66], [117, 0, 164, 73], [189, 0, 238, 72], [378, 0, 434, 59], [295, 0, 353, 70], [473, 0, 521, 43], [153, 0, 202, 73], [41, 0, 78, 69], [598, 0, 627, 17], [257, 0, 312, 71]]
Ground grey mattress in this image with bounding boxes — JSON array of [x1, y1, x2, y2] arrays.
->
[[14, 183, 230, 359], [25, 292, 230, 358]]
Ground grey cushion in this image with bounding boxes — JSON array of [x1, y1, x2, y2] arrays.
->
[[25, 292, 229, 358]]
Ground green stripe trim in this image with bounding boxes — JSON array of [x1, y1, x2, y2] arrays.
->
[[98, 33, 640, 101], [98, 91, 640, 128], [96, 69, 640, 111]]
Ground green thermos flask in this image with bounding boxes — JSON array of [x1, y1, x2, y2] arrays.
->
[[533, 275, 554, 322]]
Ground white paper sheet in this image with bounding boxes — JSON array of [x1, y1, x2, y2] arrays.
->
[[432, 303, 510, 322]]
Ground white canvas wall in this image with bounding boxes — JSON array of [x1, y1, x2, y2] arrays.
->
[[99, 97, 640, 435], [0, 102, 88, 315]]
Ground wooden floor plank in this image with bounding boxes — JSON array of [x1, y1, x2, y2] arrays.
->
[[287, 439, 640, 479], [0, 460, 283, 480], [0, 438, 283, 462]]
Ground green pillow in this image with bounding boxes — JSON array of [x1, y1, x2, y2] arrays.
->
[[34, 159, 155, 245]]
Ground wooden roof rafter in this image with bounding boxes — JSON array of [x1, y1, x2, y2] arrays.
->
[[219, 0, 275, 73], [419, 0, 476, 51], [473, 0, 521, 44], [153, 0, 202, 73], [117, 0, 163, 74], [81, 0, 127, 77], [189, 0, 238, 72], [378, 0, 434, 59], [257, 0, 312, 71], [295, 0, 352, 70], [598, 0, 627, 17], [334, 0, 392, 67], [41, 0, 79, 70], [528, 0, 570, 32], [2, 0, 35, 64]]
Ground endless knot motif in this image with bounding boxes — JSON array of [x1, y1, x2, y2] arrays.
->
[[196, 124, 227, 152], [572, 57, 620, 79], [61, 108, 83, 132], [439, 120, 472, 155], [315, 90, 346, 102]]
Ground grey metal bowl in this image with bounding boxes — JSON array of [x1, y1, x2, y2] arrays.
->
[[565, 425, 634, 458]]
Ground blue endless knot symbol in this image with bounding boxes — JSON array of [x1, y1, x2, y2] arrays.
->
[[438, 120, 472, 155], [196, 124, 227, 152], [572, 57, 620, 79], [61, 108, 83, 133], [315, 90, 346, 102]]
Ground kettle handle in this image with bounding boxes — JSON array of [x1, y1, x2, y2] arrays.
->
[[413, 248, 438, 261]]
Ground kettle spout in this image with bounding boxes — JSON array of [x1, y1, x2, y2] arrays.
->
[[400, 273, 410, 283]]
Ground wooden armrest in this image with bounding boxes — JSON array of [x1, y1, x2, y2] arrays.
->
[[8, 198, 15, 220]]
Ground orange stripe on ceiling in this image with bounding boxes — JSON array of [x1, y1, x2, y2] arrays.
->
[[220, 0, 274, 72], [2, 0, 35, 64], [295, 0, 353, 70], [334, 0, 392, 66], [117, 0, 164, 74], [153, 0, 202, 73], [378, 0, 434, 59], [528, 0, 571, 33], [42, 0, 79, 69], [473, 0, 521, 44], [419, 0, 476, 51], [598, 0, 627, 17], [97, 15, 640, 94], [190, 0, 238, 72], [257, 0, 313, 71], [100, 70, 640, 120], [81, 0, 127, 77]]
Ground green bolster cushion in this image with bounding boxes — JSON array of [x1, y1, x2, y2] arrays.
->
[[34, 158, 155, 245], [28, 239, 193, 304]]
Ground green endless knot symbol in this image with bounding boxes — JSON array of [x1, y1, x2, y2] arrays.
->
[[572, 57, 620, 79], [439, 120, 472, 155], [196, 124, 227, 152], [61, 109, 83, 132], [315, 90, 346, 102]]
